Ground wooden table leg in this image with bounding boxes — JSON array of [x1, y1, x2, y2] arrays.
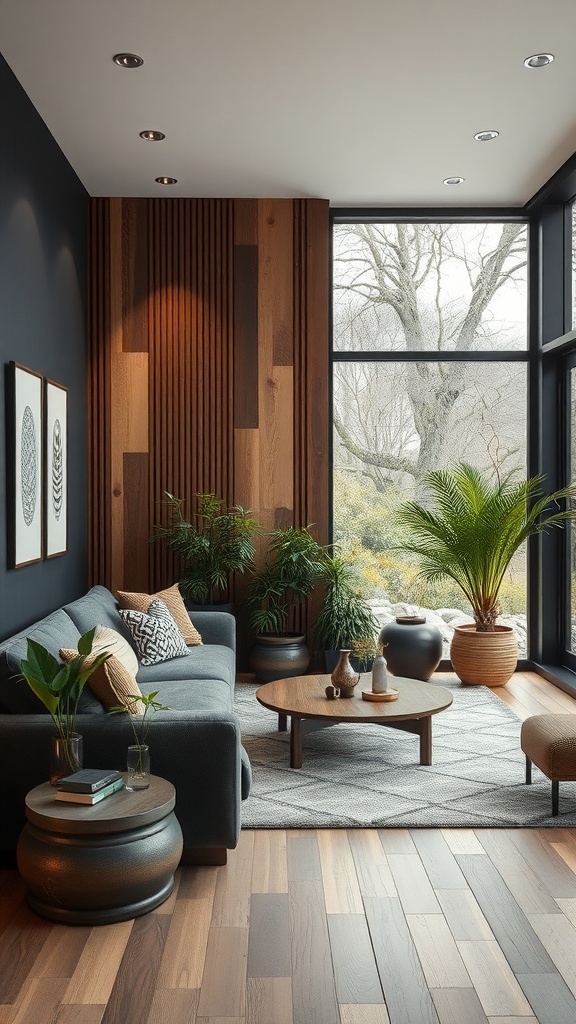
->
[[290, 716, 303, 769], [278, 713, 287, 732], [419, 717, 432, 765]]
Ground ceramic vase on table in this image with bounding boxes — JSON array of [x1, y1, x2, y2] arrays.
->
[[331, 649, 360, 698], [371, 654, 388, 693]]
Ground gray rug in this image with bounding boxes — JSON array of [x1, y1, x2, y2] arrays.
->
[[236, 680, 576, 828]]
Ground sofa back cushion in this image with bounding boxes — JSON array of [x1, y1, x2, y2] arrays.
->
[[0, 607, 104, 715], [64, 586, 136, 650]]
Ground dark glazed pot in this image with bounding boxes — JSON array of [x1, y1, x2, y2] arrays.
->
[[378, 615, 443, 681], [248, 633, 310, 683]]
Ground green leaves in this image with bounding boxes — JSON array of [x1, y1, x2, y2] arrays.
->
[[18, 629, 111, 738], [396, 463, 576, 630], [246, 526, 325, 634], [109, 690, 171, 747], [152, 492, 260, 604]]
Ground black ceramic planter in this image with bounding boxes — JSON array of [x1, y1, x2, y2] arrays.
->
[[378, 615, 442, 681], [248, 633, 310, 683]]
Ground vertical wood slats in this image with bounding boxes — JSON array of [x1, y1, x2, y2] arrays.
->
[[87, 198, 329, 627]]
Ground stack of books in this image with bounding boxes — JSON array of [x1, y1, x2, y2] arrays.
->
[[56, 769, 125, 804]]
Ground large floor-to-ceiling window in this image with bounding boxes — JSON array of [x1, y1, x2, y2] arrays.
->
[[331, 217, 530, 655]]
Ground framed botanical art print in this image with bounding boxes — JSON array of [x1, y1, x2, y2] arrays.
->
[[7, 362, 44, 568], [44, 377, 68, 558]]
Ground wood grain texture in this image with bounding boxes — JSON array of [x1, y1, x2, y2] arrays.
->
[[246, 894, 290, 978], [348, 828, 397, 897], [456, 941, 534, 1017], [386, 854, 442, 915], [145, 989, 199, 1024], [288, 878, 339, 1024], [212, 829, 254, 928], [251, 830, 288, 893], [246, 977, 292, 1024], [195, 927, 248, 1018], [62, 922, 133, 1005], [101, 913, 170, 1024], [435, 889, 494, 942], [431, 988, 489, 1024], [456, 853, 556, 974], [318, 829, 363, 914], [364, 896, 440, 1024], [327, 914, 384, 1004], [411, 829, 468, 890], [516, 971, 576, 1024], [338, 1008, 390, 1024], [0, 902, 52, 1002], [406, 914, 472, 988], [156, 898, 213, 989], [88, 197, 330, 656]]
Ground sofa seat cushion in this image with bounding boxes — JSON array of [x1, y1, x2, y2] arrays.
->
[[136, 645, 235, 689], [148, 677, 234, 714]]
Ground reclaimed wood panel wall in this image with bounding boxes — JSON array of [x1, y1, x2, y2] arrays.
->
[[88, 197, 329, 647]]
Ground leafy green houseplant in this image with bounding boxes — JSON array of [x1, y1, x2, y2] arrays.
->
[[312, 552, 379, 671], [247, 526, 325, 635], [395, 462, 576, 685], [18, 628, 111, 780], [246, 526, 325, 682], [152, 492, 260, 605], [110, 691, 171, 787]]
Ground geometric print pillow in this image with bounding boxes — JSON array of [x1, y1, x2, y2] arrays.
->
[[118, 598, 189, 666]]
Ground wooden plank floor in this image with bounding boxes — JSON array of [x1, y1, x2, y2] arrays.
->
[[2, 671, 576, 1024]]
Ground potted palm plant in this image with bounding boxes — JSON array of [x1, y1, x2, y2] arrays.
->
[[312, 552, 379, 672], [246, 526, 325, 681], [151, 492, 260, 609], [395, 463, 576, 686]]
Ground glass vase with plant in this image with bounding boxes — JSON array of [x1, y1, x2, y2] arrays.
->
[[151, 492, 260, 606], [110, 691, 171, 789], [18, 628, 111, 783]]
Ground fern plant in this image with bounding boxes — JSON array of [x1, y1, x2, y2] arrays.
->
[[246, 526, 325, 635], [152, 492, 260, 604], [312, 553, 378, 653], [395, 463, 576, 632]]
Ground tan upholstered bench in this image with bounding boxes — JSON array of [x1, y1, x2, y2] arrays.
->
[[520, 714, 576, 816]]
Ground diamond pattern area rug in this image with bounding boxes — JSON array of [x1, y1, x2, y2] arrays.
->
[[236, 679, 576, 828]]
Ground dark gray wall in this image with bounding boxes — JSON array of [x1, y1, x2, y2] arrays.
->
[[0, 53, 89, 639]]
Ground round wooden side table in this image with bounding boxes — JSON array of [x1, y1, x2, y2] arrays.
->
[[17, 775, 183, 924]]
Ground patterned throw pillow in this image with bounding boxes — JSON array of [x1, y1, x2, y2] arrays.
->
[[117, 584, 202, 646], [59, 648, 145, 715], [119, 598, 189, 666]]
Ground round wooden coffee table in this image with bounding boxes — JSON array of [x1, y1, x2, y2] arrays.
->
[[256, 674, 453, 769], [17, 775, 183, 924]]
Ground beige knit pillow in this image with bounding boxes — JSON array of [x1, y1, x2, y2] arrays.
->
[[90, 624, 139, 677], [116, 584, 202, 646], [60, 648, 145, 715]]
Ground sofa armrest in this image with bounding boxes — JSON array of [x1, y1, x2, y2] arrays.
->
[[0, 710, 244, 862], [188, 611, 236, 655]]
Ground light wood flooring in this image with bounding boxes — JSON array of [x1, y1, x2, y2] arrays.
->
[[2, 671, 576, 1024]]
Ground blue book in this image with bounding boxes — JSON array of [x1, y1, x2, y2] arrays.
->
[[55, 777, 125, 804]]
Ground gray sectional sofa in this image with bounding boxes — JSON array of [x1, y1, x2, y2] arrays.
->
[[0, 585, 251, 865]]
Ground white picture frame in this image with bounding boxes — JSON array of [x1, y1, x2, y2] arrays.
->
[[8, 362, 44, 568], [44, 377, 68, 558]]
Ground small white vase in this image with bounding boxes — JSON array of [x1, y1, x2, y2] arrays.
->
[[371, 655, 388, 693]]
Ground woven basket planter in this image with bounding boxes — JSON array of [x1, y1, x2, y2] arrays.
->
[[450, 623, 518, 687]]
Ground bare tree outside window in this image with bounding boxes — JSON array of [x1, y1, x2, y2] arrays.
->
[[332, 221, 529, 649]]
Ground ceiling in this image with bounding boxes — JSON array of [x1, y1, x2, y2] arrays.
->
[[2, 0, 576, 207]]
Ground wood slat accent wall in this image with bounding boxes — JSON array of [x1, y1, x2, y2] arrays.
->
[[88, 197, 329, 651]]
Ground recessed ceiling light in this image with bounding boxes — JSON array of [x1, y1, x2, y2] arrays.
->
[[113, 53, 144, 68], [523, 53, 554, 68], [443, 177, 465, 185], [155, 176, 177, 185], [139, 130, 166, 142], [474, 130, 499, 142]]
